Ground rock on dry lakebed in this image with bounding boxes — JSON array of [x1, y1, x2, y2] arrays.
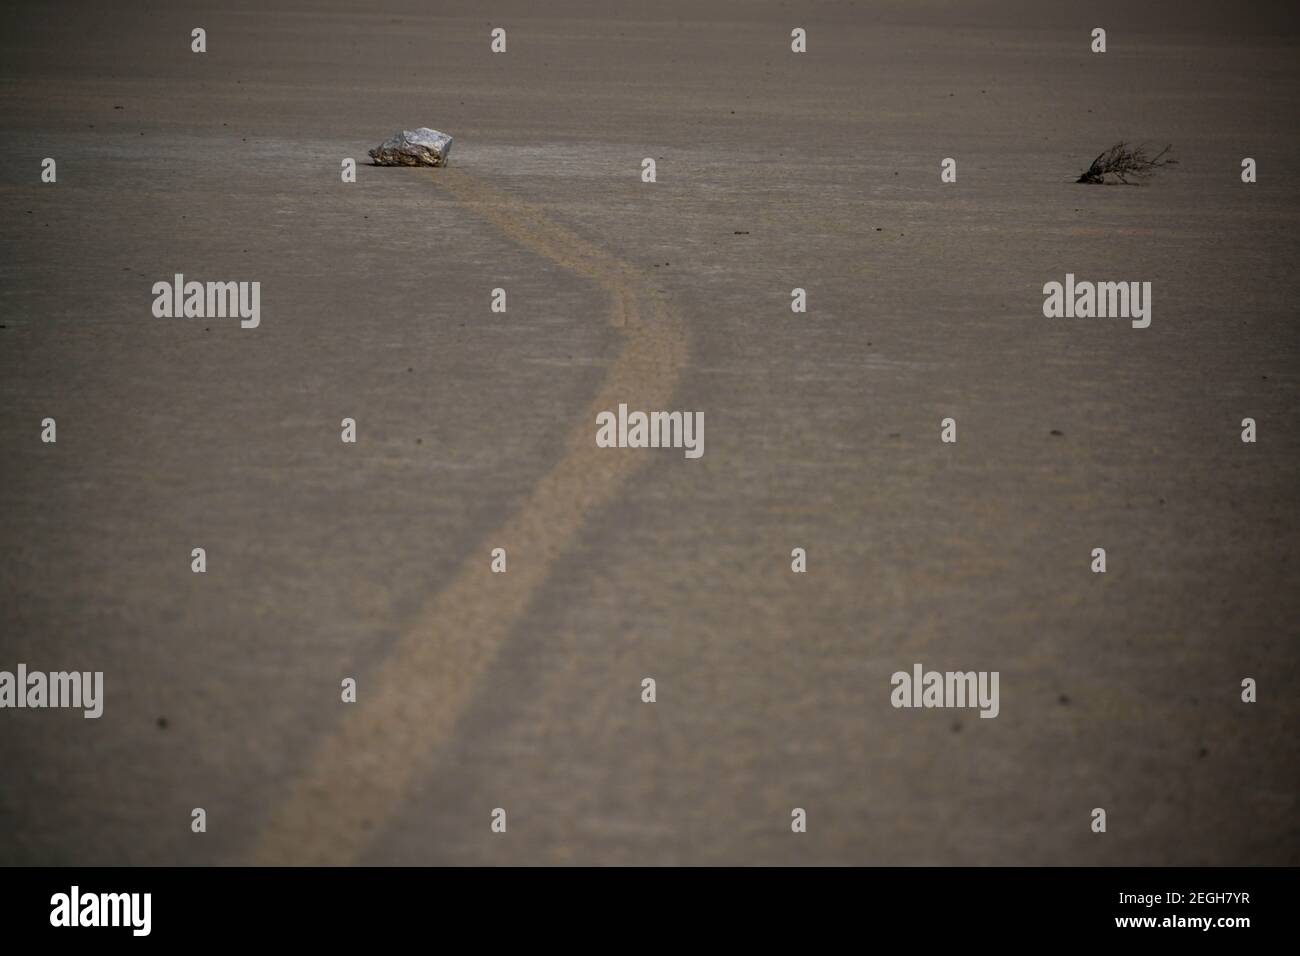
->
[[368, 128, 453, 167]]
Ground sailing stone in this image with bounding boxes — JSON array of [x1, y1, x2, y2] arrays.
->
[[368, 128, 453, 167]]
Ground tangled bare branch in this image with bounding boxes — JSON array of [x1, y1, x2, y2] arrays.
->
[[1077, 142, 1177, 184]]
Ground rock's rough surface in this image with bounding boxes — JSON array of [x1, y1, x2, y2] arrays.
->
[[368, 128, 453, 167]]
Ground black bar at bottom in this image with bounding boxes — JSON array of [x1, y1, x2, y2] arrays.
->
[[0, 867, 1287, 942]]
